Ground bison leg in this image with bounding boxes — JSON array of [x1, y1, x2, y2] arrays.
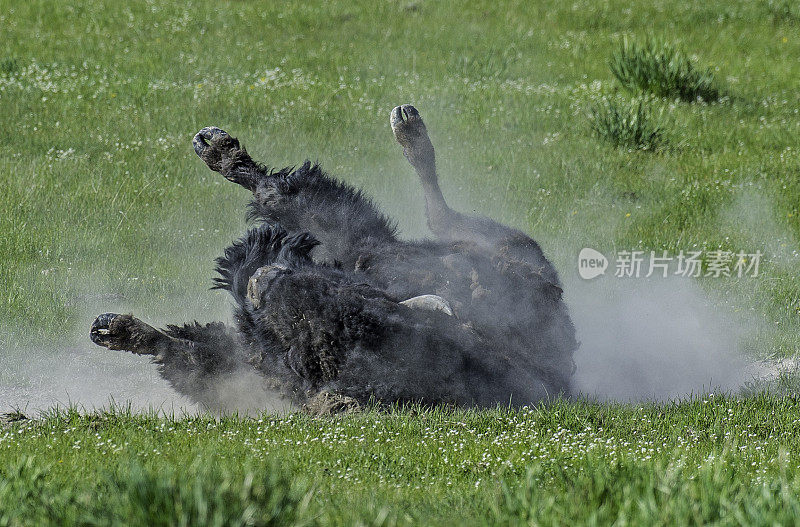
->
[[391, 104, 559, 285], [90, 313, 248, 407], [192, 127, 261, 191], [193, 126, 397, 266], [390, 105, 450, 235], [390, 103, 508, 244], [90, 313, 184, 355]]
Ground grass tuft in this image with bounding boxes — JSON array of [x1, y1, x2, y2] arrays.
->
[[609, 37, 720, 102], [767, 0, 800, 23], [0, 57, 18, 75], [588, 97, 666, 151]]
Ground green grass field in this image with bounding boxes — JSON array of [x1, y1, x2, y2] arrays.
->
[[3, 0, 800, 524], [3, 397, 800, 525]]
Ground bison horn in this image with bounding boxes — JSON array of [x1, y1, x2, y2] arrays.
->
[[399, 294, 454, 316]]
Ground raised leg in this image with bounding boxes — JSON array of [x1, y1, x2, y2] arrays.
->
[[390, 105, 450, 235], [90, 313, 185, 355], [90, 313, 248, 407], [391, 104, 560, 285], [193, 127, 261, 191], [193, 127, 397, 267]]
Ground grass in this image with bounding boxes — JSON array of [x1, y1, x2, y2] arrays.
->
[[3, 396, 800, 525], [588, 96, 666, 151], [1, 0, 799, 349], [2, 0, 800, 523], [766, 0, 800, 24], [609, 37, 721, 102], [0, 454, 309, 526]]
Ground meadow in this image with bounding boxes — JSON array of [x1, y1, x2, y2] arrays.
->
[[2, 0, 800, 524]]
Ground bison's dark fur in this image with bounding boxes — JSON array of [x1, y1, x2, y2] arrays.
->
[[91, 105, 577, 410]]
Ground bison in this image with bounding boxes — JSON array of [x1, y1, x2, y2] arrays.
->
[[90, 105, 577, 411]]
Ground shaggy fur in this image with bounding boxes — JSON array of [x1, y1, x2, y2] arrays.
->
[[90, 105, 578, 409]]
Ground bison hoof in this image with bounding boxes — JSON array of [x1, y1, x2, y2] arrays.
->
[[390, 104, 428, 148], [90, 313, 156, 355], [400, 294, 454, 316], [192, 126, 241, 173], [90, 312, 120, 347], [192, 126, 228, 156], [302, 391, 361, 416]]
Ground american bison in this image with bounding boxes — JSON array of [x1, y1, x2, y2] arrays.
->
[[90, 105, 577, 410]]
